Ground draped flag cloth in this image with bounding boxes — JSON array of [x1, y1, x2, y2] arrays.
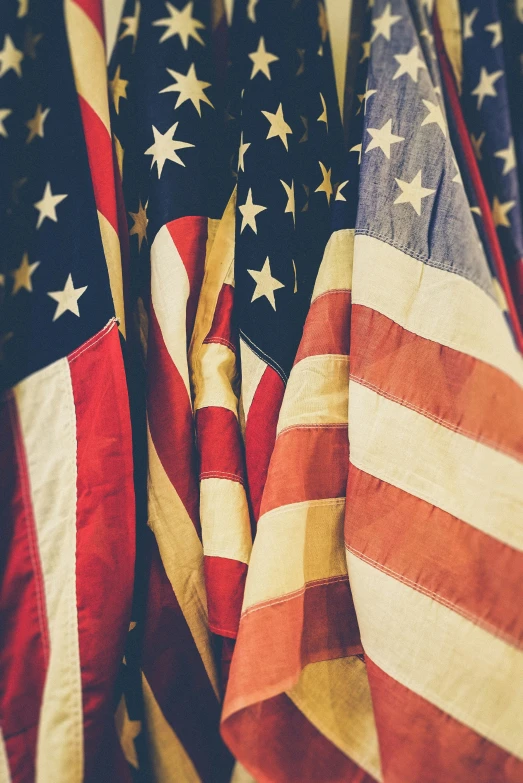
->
[[222, 0, 523, 781], [2, 0, 523, 781], [0, 0, 135, 781]]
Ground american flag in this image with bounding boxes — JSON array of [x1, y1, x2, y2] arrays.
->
[[108, 0, 234, 779], [0, 0, 135, 781], [223, 1, 523, 781]]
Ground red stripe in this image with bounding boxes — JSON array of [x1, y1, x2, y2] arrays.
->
[[0, 397, 48, 783], [294, 290, 351, 363], [346, 466, 523, 648], [78, 96, 119, 234], [203, 283, 236, 352], [245, 365, 285, 521], [261, 425, 348, 517], [147, 305, 200, 532], [222, 691, 374, 783], [204, 556, 248, 638], [434, 11, 523, 347], [351, 305, 523, 460], [69, 323, 135, 781], [166, 216, 208, 340], [366, 657, 523, 783], [70, 0, 104, 40], [225, 578, 361, 716], [142, 532, 234, 783], [197, 406, 246, 483]]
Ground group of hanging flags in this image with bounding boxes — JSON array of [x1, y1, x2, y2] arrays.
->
[[1, 0, 523, 780]]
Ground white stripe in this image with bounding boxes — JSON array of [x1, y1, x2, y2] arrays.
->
[[193, 342, 239, 415], [0, 728, 12, 783], [277, 354, 349, 435], [14, 358, 83, 783], [151, 225, 191, 398], [352, 234, 523, 387], [312, 228, 354, 302], [239, 337, 267, 423], [200, 477, 252, 563], [347, 552, 523, 760], [349, 381, 523, 551]]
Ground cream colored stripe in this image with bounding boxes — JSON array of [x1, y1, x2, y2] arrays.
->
[[347, 552, 523, 760], [200, 477, 252, 564], [436, 0, 462, 94], [311, 228, 354, 302], [352, 234, 523, 388], [189, 189, 236, 363], [65, 0, 111, 134], [151, 225, 191, 399], [349, 381, 523, 551], [0, 728, 12, 783], [230, 763, 257, 783], [14, 359, 83, 783], [147, 427, 219, 696], [239, 337, 267, 426], [142, 675, 201, 783], [243, 499, 346, 611], [193, 342, 239, 415], [98, 210, 125, 338], [277, 354, 349, 435], [288, 657, 382, 782]]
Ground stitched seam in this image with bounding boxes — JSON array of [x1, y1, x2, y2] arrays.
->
[[200, 471, 244, 485], [203, 336, 236, 353], [277, 422, 347, 438], [346, 546, 523, 652], [350, 374, 523, 464], [242, 575, 349, 619], [240, 330, 288, 382], [68, 319, 116, 364], [354, 228, 494, 297]]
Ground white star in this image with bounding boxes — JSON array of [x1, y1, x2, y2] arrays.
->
[[0, 35, 23, 78], [248, 37, 279, 80], [335, 180, 349, 201], [129, 199, 148, 251], [11, 253, 40, 294], [494, 138, 516, 175], [420, 27, 435, 52], [471, 67, 504, 110], [350, 143, 362, 163], [248, 257, 285, 310], [393, 45, 427, 82], [452, 157, 463, 184], [420, 98, 446, 136], [315, 161, 333, 203], [152, 1, 205, 48], [239, 188, 267, 233], [34, 182, 68, 229], [247, 0, 259, 22], [280, 179, 295, 225], [356, 85, 377, 115], [371, 4, 402, 42], [317, 93, 328, 130], [109, 66, 128, 114], [0, 108, 12, 137], [119, 0, 140, 49], [470, 131, 485, 160], [238, 132, 250, 172], [17, 0, 28, 17], [145, 122, 194, 176], [359, 40, 371, 62], [160, 63, 213, 115], [463, 8, 478, 39], [26, 104, 50, 143], [261, 103, 292, 150], [491, 196, 516, 228], [394, 170, 435, 215], [48, 274, 88, 321], [485, 21, 502, 47], [366, 119, 404, 159]]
